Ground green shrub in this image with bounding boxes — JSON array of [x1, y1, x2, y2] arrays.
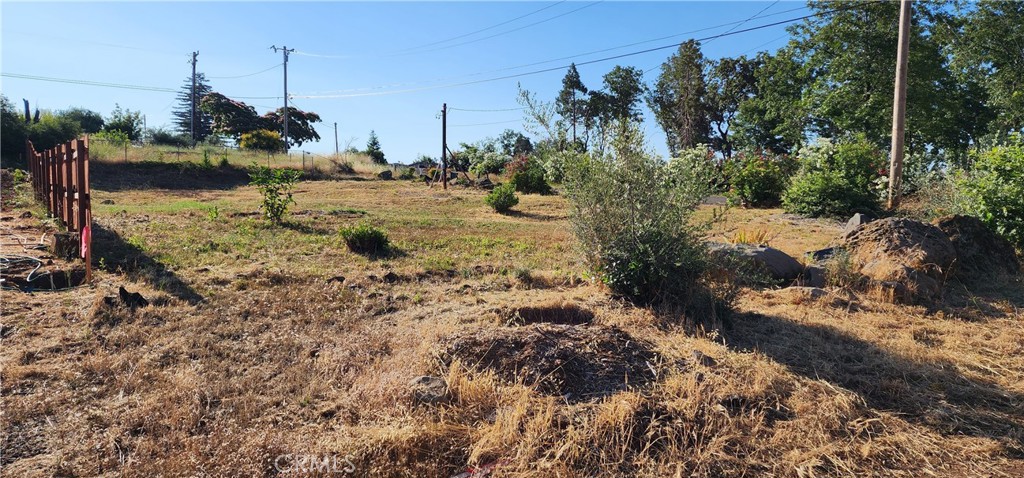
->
[[240, 129, 284, 152], [28, 112, 82, 150], [960, 136, 1024, 248], [563, 124, 717, 305], [781, 136, 883, 218], [399, 167, 416, 180], [510, 161, 552, 195], [485, 183, 519, 213], [340, 222, 390, 255], [725, 151, 795, 207], [150, 128, 191, 148], [783, 169, 879, 218], [247, 162, 301, 223]]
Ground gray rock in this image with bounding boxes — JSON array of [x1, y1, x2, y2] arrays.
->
[[409, 376, 450, 405], [802, 265, 827, 288], [377, 170, 393, 180], [844, 213, 875, 233], [710, 243, 804, 283]]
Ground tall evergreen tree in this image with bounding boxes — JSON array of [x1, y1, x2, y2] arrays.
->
[[555, 64, 588, 145], [647, 40, 710, 155], [172, 72, 214, 143], [365, 130, 386, 164]]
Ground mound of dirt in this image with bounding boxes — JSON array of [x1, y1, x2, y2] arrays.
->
[[840, 217, 956, 303], [933, 215, 1021, 284], [440, 324, 660, 402]]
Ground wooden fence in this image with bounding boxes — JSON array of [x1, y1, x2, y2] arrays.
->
[[26, 138, 92, 278]]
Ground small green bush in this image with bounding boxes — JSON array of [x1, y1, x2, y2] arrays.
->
[[150, 129, 191, 148], [247, 162, 301, 223], [783, 169, 879, 218], [782, 136, 883, 218], [510, 164, 552, 195], [399, 167, 416, 180], [563, 124, 717, 306], [340, 222, 390, 255], [485, 183, 519, 213], [725, 151, 795, 207], [961, 136, 1024, 248], [240, 129, 284, 152]]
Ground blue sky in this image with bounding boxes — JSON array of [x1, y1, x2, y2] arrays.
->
[[1, 1, 807, 163]]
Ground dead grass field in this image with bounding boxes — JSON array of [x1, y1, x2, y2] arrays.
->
[[2, 160, 1022, 477]]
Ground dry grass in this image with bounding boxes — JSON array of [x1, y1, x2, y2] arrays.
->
[[2, 163, 1022, 477]]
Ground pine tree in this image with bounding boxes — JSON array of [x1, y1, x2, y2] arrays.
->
[[555, 64, 588, 144], [171, 73, 214, 143], [647, 40, 711, 155], [365, 130, 386, 164]]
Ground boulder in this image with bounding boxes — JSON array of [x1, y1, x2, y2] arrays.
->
[[932, 215, 1020, 284], [377, 170, 393, 180], [840, 217, 956, 302], [409, 376, 450, 406], [710, 243, 804, 283], [844, 213, 875, 233]]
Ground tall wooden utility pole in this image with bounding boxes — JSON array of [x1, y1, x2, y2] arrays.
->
[[190, 51, 198, 146], [441, 103, 448, 190], [334, 122, 339, 155], [887, 0, 912, 210], [271, 45, 295, 153]]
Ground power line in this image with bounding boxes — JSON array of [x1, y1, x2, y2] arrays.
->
[[294, 2, 810, 97], [449, 106, 525, 113], [208, 63, 282, 79], [450, 119, 524, 127], [392, 1, 569, 53], [392, 1, 602, 57], [1, 72, 282, 100], [294, 4, 869, 100]]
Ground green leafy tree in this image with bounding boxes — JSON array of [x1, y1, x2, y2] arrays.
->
[[201, 92, 265, 138], [365, 130, 386, 164], [1, 95, 28, 158], [648, 40, 711, 155], [262, 108, 322, 147], [27, 112, 82, 150], [104, 104, 143, 141], [733, 48, 809, 155], [496, 129, 533, 157], [59, 107, 104, 134], [961, 135, 1024, 248], [707, 56, 760, 159], [171, 73, 214, 143]]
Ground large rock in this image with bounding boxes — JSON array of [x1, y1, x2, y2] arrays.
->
[[840, 217, 956, 302], [844, 213, 876, 233], [377, 170, 393, 180], [933, 215, 1020, 284], [709, 243, 804, 283]]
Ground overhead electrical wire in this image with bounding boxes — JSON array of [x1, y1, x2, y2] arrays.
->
[[294, 2, 810, 97], [392, 0, 569, 53], [293, 3, 870, 100], [449, 119, 523, 128], [1, 72, 282, 100], [391, 1, 602, 56], [208, 63, 282, 79], [448, 106, 525, 113]]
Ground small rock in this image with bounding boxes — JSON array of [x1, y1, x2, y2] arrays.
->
[[409, 376, 450, 405], [802, 265, 827, 288], [691, 350, 716, 367], [19, 211, 32, 218], [100, 199, 115, 205], [844, 213, 875, 233], [118, 286, 149, 309], [382, 271, 400, 283], [326, 275, 346, 284], [377, 170, 393, 180], [807, 247, 836, 262]]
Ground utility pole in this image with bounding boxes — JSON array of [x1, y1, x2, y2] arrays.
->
[[334, 122, 339, 155], [271, 45, 295, 153], [441, 103, 448, 190], [887, 0, 912, 210], [190, 51, 198, 146]]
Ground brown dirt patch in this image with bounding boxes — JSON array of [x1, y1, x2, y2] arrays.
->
[[439, 324, 660, 402]]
